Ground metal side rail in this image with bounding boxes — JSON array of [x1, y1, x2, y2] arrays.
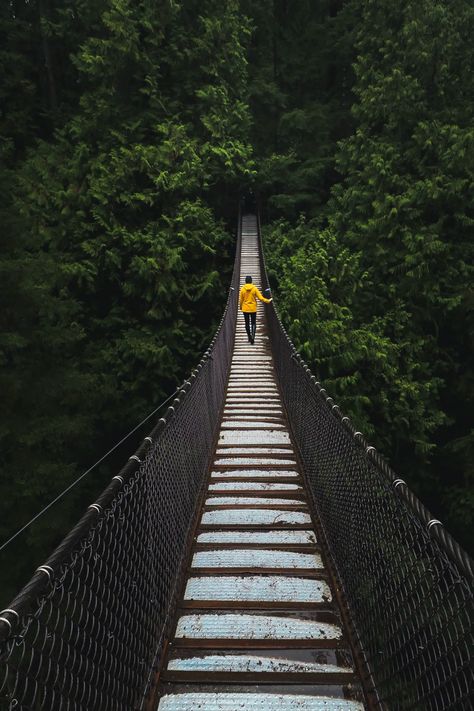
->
[[156, 215, 366, 710]]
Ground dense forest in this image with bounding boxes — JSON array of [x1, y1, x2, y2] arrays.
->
[[1, 0, 472, 607], [256, 0, 474, 554]]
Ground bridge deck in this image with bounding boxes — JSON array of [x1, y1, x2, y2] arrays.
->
[[156, 215, 366, 710]]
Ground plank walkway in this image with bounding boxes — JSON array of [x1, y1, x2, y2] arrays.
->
[[157, 215, 366, 710]]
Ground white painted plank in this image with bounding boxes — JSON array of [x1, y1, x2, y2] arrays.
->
[[215, 448, 291, 455], [201, 509, 310, 526], [219, 430, 290, 448], [211, 470, 298, 478], [215, 458, 296, 465], [168, 654, 351, 674], [197, 530, 316, 544], [184, 576, 331, 602], [191, 549, 322, 569], [175, 613, 340, 639], [205, 497, 303, 506], [222, 416, 282, 420], [158, 694, 363, 710], [220, 422, 285, 430], [223, 410, 284, 415], [208, 482, 301, 491]]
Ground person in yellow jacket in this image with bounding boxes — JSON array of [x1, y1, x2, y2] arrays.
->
[[239, 275, 272, 344]]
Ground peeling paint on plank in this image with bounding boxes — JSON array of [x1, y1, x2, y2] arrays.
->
[[201, 509, 311, 526], [184, 576, 332, 603], [158, 693, 364, 710], [211, 470, 299, 479], [175, 613, 340, 639], [197, 531, 316, 545], [191, 549, 322, 569], [167, 654, 351, 674]]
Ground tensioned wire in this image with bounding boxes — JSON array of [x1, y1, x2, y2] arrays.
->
[[0, 388, 180, 554]]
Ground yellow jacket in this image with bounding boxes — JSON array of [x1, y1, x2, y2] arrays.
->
[[239, 283, 271, 313]]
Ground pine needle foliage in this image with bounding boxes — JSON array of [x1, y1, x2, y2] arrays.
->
[[0, 0, 253, 604], [260, 0, 474, 552]]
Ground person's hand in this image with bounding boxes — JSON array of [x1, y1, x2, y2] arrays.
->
[[269, 298, 273, 302]]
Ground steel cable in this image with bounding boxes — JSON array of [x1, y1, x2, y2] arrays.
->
[[0, 389, 180, 554]]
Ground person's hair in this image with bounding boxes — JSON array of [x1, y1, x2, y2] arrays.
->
[[245, 275, 252, 283]]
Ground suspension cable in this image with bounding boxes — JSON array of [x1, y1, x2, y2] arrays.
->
[[0, 389, 180, 553]]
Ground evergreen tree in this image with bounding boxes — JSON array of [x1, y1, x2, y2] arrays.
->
[[2, 0, 473, 611], [0, 0, 253, 605], [339, 0, 474, 547], [243, 0, 355, 219], [264, 0, 474, 551]]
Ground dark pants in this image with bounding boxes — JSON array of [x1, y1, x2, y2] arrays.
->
[[243, 312, 256, 342]]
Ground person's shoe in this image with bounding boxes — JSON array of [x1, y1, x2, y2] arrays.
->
[[250, 337, 254, 344]]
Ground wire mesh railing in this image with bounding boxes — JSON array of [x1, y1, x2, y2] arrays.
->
[[0, 218, 242, 711], [257, 212, 474, 710]]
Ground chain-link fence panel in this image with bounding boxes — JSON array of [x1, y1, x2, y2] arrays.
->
[[257, 213, 473, 710], [0, 221, 242, 711]]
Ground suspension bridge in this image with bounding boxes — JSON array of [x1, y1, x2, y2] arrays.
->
[[0, 213, 472, 710]]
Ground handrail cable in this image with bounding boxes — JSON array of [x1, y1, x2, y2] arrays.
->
[[0, 387, 180, 554]]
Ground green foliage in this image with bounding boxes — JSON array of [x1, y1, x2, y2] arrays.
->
[[264, 219, 446, 454], [1, 0, 473, 614], [243, 0, 356, 219], [260, 0, 474, 552], [0, 0, 253, 605]]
